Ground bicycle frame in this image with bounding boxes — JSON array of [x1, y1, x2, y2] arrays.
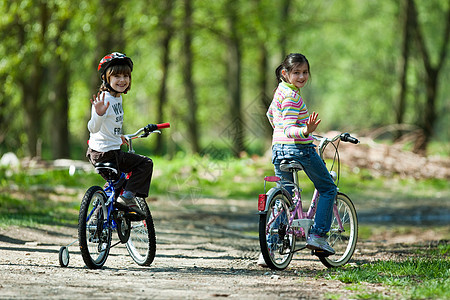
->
[[75, 123, 169, 269], [258, 132, 359, 269], [262, 176, 317, 243], [86, 128, 165, 244], [85, 179, 120, 246], [260, 133, 359, 243]]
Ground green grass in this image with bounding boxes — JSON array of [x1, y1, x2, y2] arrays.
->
[[0, 168, 103, 189], [150, 153, 285, 199], [0, 167, 98, 227], [0, 193, 80, 227], [321, 252, 450, 299], [1, 154, 449, 227]]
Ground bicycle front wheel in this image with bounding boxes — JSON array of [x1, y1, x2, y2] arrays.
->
[[78, 186, 112, 269], [319, 192, 358, 268], [259, 192, 295, 270], [126, 197, 156, 266]]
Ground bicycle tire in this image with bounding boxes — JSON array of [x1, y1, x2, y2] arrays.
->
[[126, 197, 156, 266], [259, 191, 295, 270], [319, 192, 358, 268], [116, 214, 131, 244], [78, 186, 112, 269]]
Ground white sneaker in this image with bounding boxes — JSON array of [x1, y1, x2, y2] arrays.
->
[[257, 253, 268, 268], [306, 234, 335, 255], [116, 196, 145, 216]]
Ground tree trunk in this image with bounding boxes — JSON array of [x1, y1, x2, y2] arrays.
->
[[22, 79, 42, 158], [155, 1, 174, 155], [410, 0, 450, 154], [21, 2, 48, 158], [395, 0, 414, 140], [49, 61, 71, 158], [225, 1, 245, 157], [183, 0, 200, 154], [279, 0, 291, 59], [257, 44, 272, 141], [48, 17, 71, 159], [0, 86, 6, 145]]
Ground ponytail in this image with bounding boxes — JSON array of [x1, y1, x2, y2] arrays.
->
[[275, 65, 284, 84]]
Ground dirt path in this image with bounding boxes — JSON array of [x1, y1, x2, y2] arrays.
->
[[0, 197, 447, 299]]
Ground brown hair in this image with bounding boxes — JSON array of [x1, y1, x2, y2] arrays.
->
[[100, 64, 132, 97], [275, 53, 311, 84]]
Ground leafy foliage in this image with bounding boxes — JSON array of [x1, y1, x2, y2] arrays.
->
[[0, 0, 449, 159]]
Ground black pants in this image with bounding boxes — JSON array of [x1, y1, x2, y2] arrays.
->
[[86, 148, 153, 198]]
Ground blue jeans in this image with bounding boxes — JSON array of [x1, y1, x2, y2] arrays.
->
[[272, 144, 337, 237]]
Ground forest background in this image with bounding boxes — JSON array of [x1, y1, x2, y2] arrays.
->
[[0, 0, 449, 161]]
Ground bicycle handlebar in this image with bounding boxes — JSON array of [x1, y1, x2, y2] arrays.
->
[[124, 122, 171, 139], [313, 132, 359, 158], [313, 132, 359, 145], [340, 133, 359, 144], [123, 122, 170, 153], [156, 122, 170, 129]]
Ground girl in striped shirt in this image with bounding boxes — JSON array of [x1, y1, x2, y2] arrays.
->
[[266, 53, 337, 256]]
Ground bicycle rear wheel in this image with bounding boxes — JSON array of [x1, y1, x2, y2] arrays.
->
[[259, 191, 295, 270], [319, 192, 358, 268], [78, 186, 112, 269], [126, 197, 156, 266]]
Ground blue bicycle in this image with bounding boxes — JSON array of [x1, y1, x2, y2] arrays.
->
[[59, 123, 169, 269]]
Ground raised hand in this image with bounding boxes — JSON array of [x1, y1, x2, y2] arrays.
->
[[303, 111, 321, 136], [90, 92, 109, 116]]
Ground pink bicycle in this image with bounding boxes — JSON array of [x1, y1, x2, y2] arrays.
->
[[258, 133, 359, 269]]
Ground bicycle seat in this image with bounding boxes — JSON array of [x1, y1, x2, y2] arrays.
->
[[94, 162, 119, 181], [279, 159, 303, 172]]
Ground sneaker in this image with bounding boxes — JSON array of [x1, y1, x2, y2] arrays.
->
[[257, 253, 268, 268], [306, 234, 335, 255], [116, 195, 146, 217]]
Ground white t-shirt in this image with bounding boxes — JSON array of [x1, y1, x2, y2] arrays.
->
[[87, 91, 124, 152]]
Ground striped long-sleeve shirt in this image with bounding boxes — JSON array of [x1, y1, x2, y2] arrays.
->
[[266, 81, 313, 145]]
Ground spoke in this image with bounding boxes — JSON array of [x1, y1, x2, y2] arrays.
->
[[132, 223, 145, 229]]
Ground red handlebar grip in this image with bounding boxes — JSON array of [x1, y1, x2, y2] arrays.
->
[[157, 122, 170, 129]]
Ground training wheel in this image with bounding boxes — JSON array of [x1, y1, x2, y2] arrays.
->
[[59, 246, 70, 267]]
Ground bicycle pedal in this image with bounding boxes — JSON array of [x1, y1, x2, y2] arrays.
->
[[114, 202, 129, 211], [312, 249, 331, 257], [125, 211, 146, 221]]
